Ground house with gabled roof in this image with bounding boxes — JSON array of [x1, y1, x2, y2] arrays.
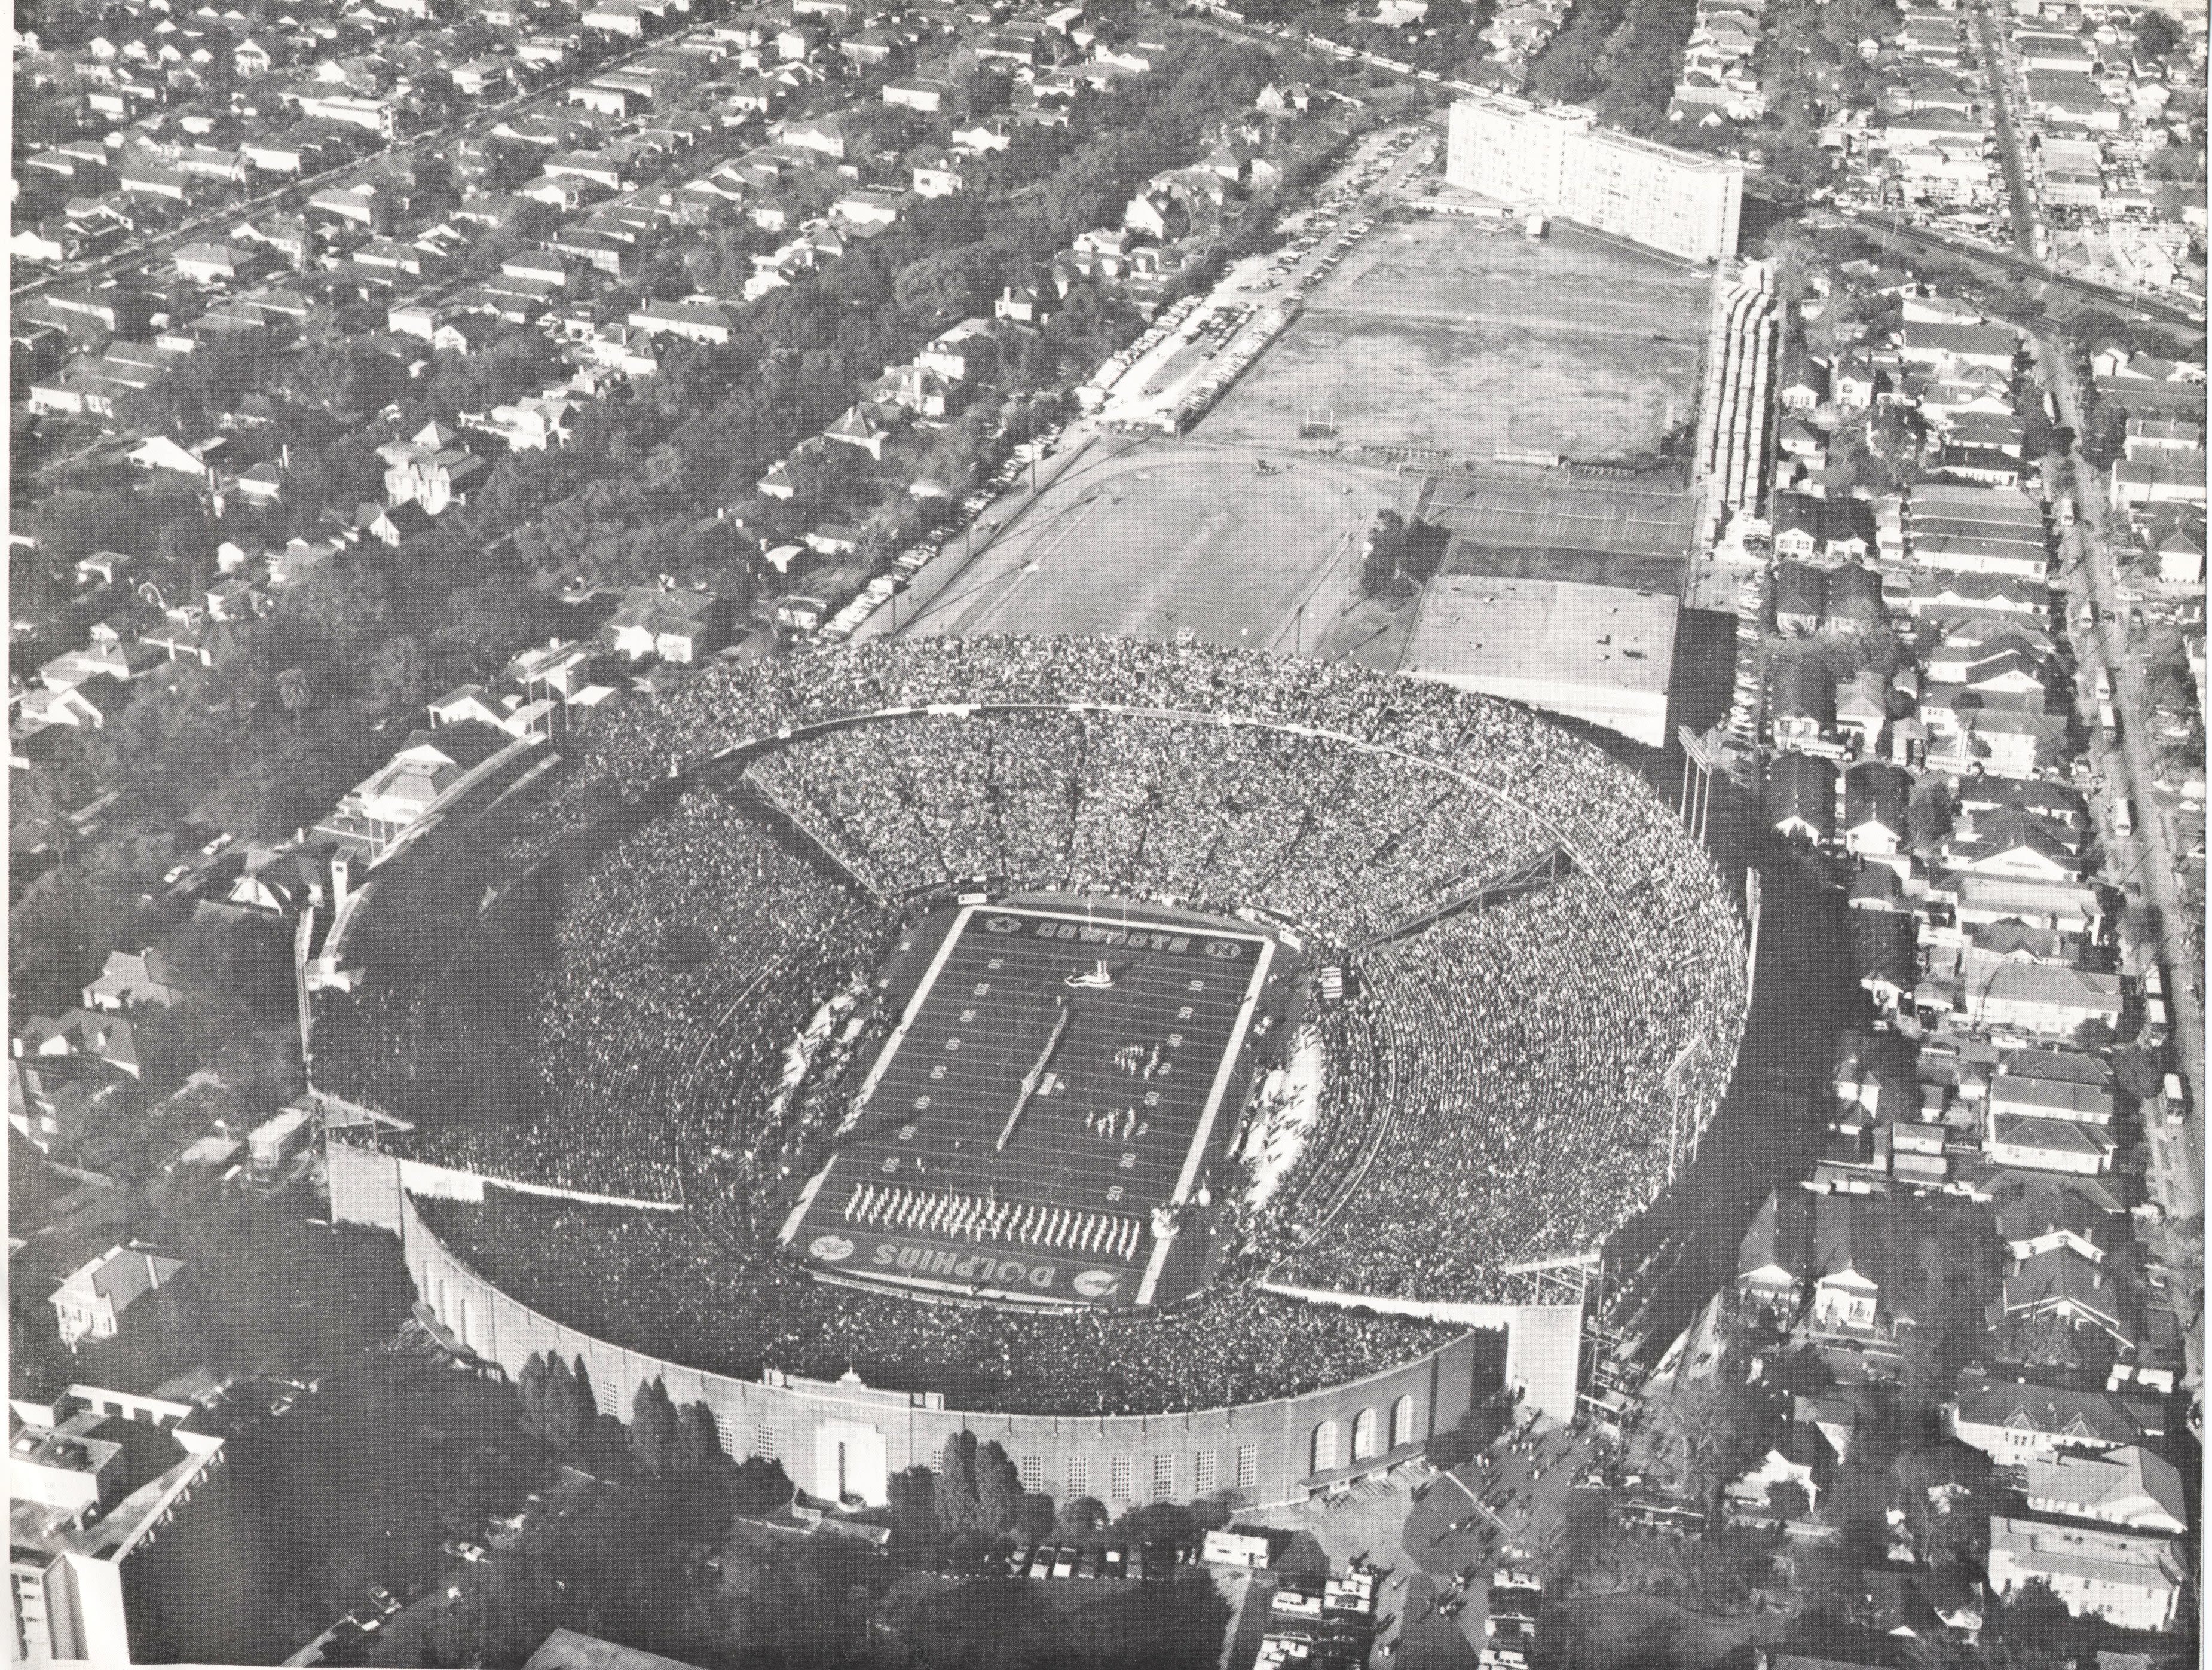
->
[[1734, 1188, 1811, 1315], [1841, 761, 1910, 860], [607, 586, 729, 663], [1809, 1193, 1884, 1335], [50, 1245, 185, 1345], [2024, 1446, 2186, 1534], [82, 949, 181, 1013], [1948, 1373, 2144, 1466], [1999, 1245, 2135, 1355], [1767, 751, 1835, 846], [1987, 1112, 2116, 1176], [822, 403, 892, 459]]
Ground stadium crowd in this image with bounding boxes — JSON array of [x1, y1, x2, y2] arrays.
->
[[417, 1189, 1462, 1417], [316, 637, 1746, 1390]]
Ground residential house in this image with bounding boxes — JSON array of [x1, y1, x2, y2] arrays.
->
[[1735, 1188, 1812, 1315], [1809, 1193, 1883, 1334], [1948, 1374, 2146, 1466], [50, 1245, 184, 1345], [1767, 751, 1836, 845], [1988, 1072, 2112, 1126], [1770, 659, 1836, 748], [607, 586, 729, 663], [1987, 1112, 2118, 1176], [1986, 1518, 2183, 1631], [2022, 1447, 2186, 1534], [2000, 1245, 2135, 1356], [822, 403, 892, 459], [81, 950, 179, 1013], [1842, 761, 1911, 860], [377, 421, 485, 514], [1993, 1174, 2121, 1264], [1959, 964, 2124, 1039]]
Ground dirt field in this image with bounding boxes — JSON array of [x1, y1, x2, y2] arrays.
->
[[1200, 217, 1713, 460], [898, 440, 1397, 652]]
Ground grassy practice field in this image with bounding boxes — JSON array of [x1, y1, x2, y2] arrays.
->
[[1200, 218, 1712, 460], [902, 444, 1391, 651]]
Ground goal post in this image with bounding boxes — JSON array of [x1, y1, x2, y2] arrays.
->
[[1299, 403, 1336, 439]]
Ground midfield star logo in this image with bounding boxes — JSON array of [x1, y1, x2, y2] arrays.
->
[[809, 1234, 856, 1262]]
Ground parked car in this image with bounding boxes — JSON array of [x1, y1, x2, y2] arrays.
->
[[366, 1586, 400, 1617], [1052, 1547, 1078, 1579]]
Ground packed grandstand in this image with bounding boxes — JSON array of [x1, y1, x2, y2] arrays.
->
[[313, 636, 1747, 1414]]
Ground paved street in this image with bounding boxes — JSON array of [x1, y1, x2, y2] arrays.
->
[[2030, 331, 2207, 1396]]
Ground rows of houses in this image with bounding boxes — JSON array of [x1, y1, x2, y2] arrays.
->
[[1728, 256, 2195, 1637], [1733, 1027, 2190, 1632], [1668, 0, 1766, 128]]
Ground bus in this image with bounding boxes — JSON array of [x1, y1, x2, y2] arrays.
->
[[2099, 699, 2118, 741]]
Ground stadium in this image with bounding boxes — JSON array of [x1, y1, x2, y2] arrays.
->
[[314, 637, 1746, 1510]]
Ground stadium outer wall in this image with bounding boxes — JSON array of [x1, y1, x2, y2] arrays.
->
[[332, 1145, 1577, 1510]]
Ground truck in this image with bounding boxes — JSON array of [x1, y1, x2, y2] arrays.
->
[[2114, 795, 2134, 836], [2057, 494, 2075, 528], [2094, 665, 2113, 702], [2098, 699, 2118, 741]]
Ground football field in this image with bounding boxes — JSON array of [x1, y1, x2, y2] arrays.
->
[[786, 904, 1277, 1307]]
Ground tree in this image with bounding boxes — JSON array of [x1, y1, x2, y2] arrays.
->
[[275, 666, 311, 721], [671, 1402, 721, 1475], [1766, 1478, 1810, 1520], [937, 1430, 983, 1534], [1054, 1495, 1109, 1539], [2132, 11, 2180, 57], [1013, 1493, 1056, 1543], [975, 1439, 1023, 1533], [1905, 777, 1954, 855], [887, 1466, 937, 1541], [730, 1455, 793, 1516], [555, 1356, 599, 1455]]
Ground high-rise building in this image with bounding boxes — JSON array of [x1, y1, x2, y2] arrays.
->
[[9, 1387, 224, 1665], [1446, 96, 1744, 263]]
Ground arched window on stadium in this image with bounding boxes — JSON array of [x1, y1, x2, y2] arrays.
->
[[1311, 1420, 1338, 1477], [1351, 1407, 1379, 1463], [1390, 1394, 1417, 1452]]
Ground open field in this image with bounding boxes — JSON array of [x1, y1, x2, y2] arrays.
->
[[1200, 218, 1712, 460], [898, 441, 1396, 652], [1417, 467, 1697, 591]]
